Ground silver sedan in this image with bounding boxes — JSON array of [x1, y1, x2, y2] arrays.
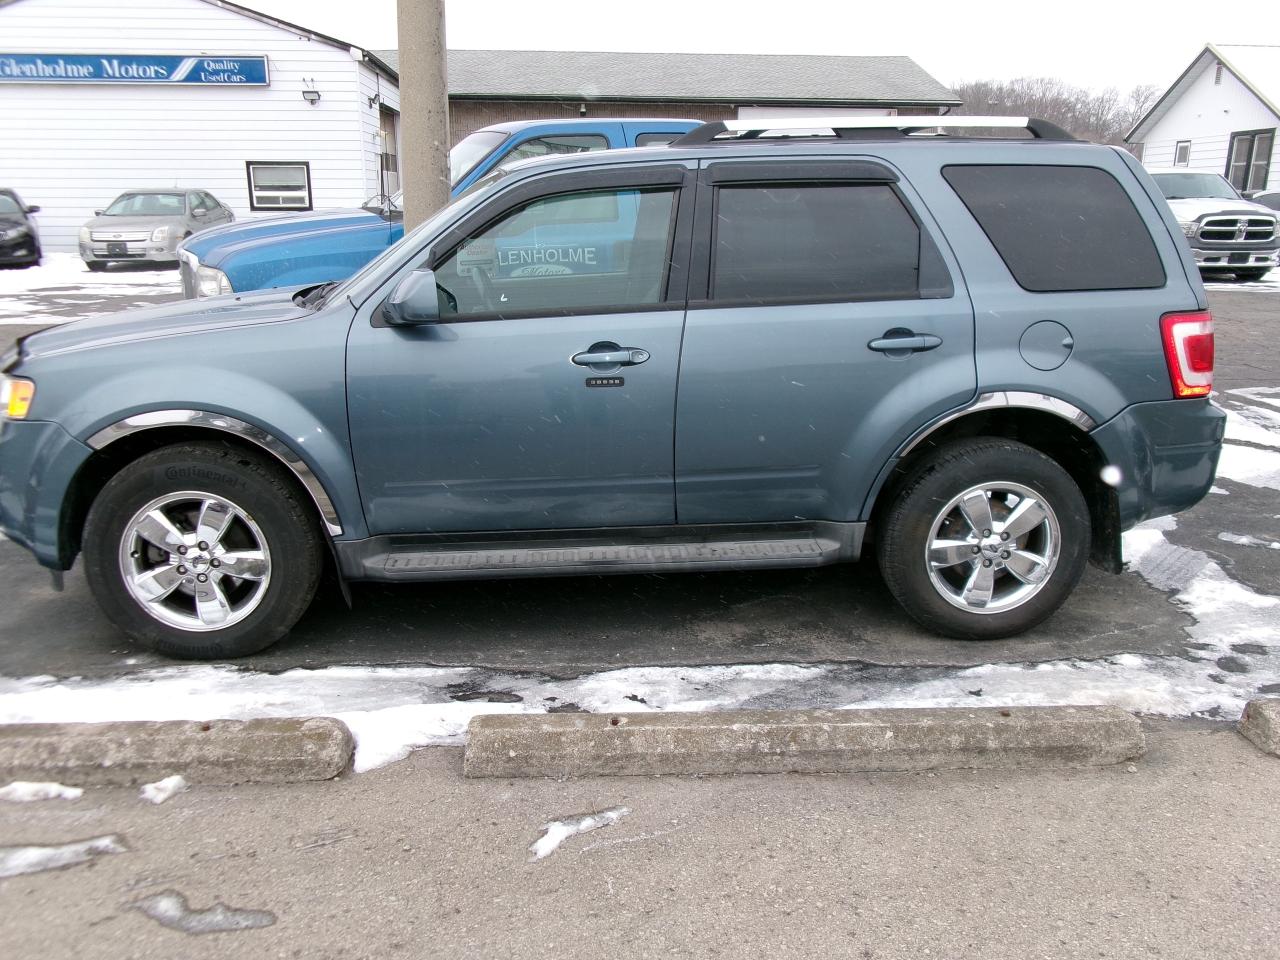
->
[[79, 189, 233, 270]]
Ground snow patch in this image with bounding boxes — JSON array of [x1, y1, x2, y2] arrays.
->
[[0, 781, 83, 803], [847, 527, 1279, 719], [0, 662, 824, 772], [1203, 273, 1280, 293], [139, 775, 187, 805], [1216, 443, 1280, 491], [336, 701, 531, 773], [0, 835, 126, 878], [530, 807, 630, 861], [1219, 532, 1280, 550], [0, 252, 180, 323], [1222, 408, 1280, 449], [129, 890, 276, 934]]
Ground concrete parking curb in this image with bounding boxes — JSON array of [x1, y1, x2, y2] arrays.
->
[[0, 717, 353, 786], [463, 705, 1146, 779], [1238, 698, 1280, 757]]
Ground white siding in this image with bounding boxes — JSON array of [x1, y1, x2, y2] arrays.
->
[[357, 60, 401, 200], [0, 0, 396, 250], [1141, 57, 1279, 190]]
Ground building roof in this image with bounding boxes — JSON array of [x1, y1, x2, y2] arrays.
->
[[1127, 43, 1280, 142], [0, 0, 397, 79], [374, 49, 960, 106]]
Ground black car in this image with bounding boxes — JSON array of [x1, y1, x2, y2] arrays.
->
[[0, 189, 41, 268]]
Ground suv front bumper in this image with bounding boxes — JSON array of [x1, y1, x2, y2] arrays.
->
[[1190, 246, 1278, 271], [0, 419, 93, 569], [1090, 398, 1226, 530]]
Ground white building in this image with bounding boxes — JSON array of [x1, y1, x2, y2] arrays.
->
[[0, 0, 401, 252], [1128, 43, 1277, 195]]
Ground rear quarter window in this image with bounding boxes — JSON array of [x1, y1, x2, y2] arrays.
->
[[942, 164, 1165, 292]]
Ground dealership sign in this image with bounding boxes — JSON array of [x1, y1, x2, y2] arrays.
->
[[0, 54, 269, 85]]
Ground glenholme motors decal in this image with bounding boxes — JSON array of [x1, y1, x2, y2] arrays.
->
[[0, 53, 269, 85]]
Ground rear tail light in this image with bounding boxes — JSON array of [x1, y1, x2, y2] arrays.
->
[[1160, 311, 1214, 398]]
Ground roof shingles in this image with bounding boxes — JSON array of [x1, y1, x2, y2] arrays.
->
[[374, 49, 959, 105]]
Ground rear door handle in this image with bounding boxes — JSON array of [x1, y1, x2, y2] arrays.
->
[[572, 347, 650, 366], [867, 331, 943, 355]]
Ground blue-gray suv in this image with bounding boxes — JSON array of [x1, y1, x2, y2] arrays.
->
[[0, 116, 1226, 658]]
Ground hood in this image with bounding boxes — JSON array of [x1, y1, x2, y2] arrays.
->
[[0, 213, 28, 228], [18, 285, 312, 361], [182, 207, 388, 263], [84, 214, 185, 233], [1165, 197, 1276, 221]]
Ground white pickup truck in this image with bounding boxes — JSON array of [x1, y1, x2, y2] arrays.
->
[[1148, 168, 1278, 281]]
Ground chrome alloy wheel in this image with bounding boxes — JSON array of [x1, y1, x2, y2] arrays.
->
[[925, 481, 1061, 614], [118, 490, 272, 632]]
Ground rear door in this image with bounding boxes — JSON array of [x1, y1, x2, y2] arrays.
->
[[674, 156, 976, 524]]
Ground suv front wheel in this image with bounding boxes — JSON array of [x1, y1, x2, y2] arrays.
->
[[83, 442, 323, 659], [878, 438, 1090, 639]]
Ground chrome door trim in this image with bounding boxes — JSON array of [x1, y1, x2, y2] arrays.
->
[[87, 409, 343, 536], [898, 391, 1097, 458]]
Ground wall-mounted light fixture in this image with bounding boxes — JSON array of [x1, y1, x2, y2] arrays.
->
[[302, 79, 321, 106], [578, 103, 587, 116], [368, 93, 382, 108]]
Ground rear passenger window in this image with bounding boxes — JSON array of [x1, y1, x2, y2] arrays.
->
[[711, 184, 922, 302], [943, 165, 1165, 292]]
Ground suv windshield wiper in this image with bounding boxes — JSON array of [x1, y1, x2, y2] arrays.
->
[[294, 281, 339, 309]]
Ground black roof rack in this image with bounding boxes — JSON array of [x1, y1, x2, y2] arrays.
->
[[672, 116, 1077, 147]]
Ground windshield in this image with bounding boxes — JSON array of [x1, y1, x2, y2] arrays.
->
[[103, 193, 185, 216], [448, 130, 508, 185], [1152, 173, 1241, 201], [0, 194, 21, 215], [331, 172, 509, 306]]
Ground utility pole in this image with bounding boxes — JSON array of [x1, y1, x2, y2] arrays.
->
[[395, 0, 450, 231]]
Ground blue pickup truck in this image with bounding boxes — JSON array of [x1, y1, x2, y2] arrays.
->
[[178, 118, 698, 298]]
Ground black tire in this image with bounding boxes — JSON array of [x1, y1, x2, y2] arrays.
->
[[1235, 269, 1270, 283], [86, 261, 107, 272], [877, 438, 1090, 640], [83, 442, 324, 659]]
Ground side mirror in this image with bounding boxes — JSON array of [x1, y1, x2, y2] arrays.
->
[[192, 208, 208, 218], [26, 204, 40, 214], [383, 268, 442, 326], [94, 209, 103, 216]]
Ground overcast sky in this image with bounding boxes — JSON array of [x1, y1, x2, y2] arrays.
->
[[245, 0, 1250, 93]]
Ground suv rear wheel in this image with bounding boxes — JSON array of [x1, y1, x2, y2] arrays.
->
[[83, 442, 323, 659], [878, 438, 1090, 639]]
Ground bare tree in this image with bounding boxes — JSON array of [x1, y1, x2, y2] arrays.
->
[[952, 78, 1161, 145]]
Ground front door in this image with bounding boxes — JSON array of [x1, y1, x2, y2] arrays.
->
[[346, 167, 693, 535], [674, 159, 976, 525]]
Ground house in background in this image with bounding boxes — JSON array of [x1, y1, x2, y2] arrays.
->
[[374, 49, 961, 140], [1127, 44, 1277, 194]]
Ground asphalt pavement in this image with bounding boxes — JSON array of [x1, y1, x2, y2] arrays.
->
[[1, 720, 1276, 959]]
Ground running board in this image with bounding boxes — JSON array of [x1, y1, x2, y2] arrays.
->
[[335, 522, 864, 583]]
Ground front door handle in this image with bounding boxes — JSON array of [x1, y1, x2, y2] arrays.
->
[[867, 330, 943, 356], [572, 346, 650, 366]]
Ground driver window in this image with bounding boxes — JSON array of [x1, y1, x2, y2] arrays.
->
[[433, 187, 677, 317]]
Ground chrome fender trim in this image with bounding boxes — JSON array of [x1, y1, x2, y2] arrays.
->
[[898, 391, 1097, 458], [86, 409, 343, 536]]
